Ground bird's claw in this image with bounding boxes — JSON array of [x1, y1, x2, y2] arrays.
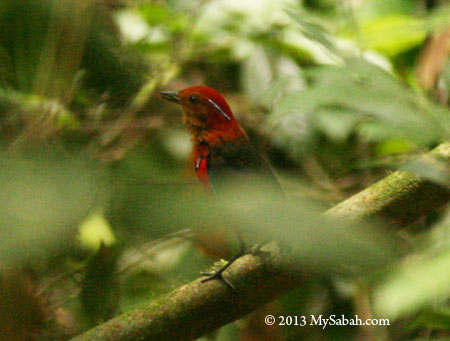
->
[[200, 245, 270, 289], [201, 269, 235, 289]]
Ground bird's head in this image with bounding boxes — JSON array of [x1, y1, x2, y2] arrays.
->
[[161, 86, 245, 144]]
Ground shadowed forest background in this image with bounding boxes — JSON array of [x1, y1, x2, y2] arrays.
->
[[1, 0, 450, 340]]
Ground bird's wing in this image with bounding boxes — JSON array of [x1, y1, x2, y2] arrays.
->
[[207, 139, 283, 196]]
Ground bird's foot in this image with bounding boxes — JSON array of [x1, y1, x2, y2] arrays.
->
[[201, 267, 235, 289], [200, 244, 270, 289], [201, 253, 241, 289]]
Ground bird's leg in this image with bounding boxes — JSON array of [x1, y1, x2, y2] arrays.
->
[[201, 236, 269, 289], [200, 234, 247, 289], [200, 254, 241, 289]]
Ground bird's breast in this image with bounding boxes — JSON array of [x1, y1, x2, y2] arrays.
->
[[193, 143, 211, 191], [195, 156, 210, 189]]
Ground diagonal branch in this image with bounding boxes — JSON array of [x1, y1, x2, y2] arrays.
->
[[72, 246, 300, 341], [72, 142, 450, 341], [326, 142, 450, 225]]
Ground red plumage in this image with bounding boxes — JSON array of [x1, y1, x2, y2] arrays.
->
[[161, 85, 281, 195], [161, 85, 282, 286]]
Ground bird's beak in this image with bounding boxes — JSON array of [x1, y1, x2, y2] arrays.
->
[[160, 91, 182, 104]]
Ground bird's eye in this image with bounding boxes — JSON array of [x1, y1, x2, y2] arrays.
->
[[188, 95, 199, 104]]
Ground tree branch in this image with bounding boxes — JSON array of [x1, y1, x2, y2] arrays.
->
[[326, 142, 450, 225], [72, 245, 300, 341], [72, 142, 450, 341]]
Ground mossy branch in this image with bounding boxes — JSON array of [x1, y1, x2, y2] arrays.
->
[[72, 142, 450, 341], [326, 142, 450, 225], [71, 245, 300, 341]]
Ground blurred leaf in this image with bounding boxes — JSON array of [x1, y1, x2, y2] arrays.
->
[[401, 157, 450, 188], [80, 243, 121, 325], [81, 14, 148, 106], [0, 152, 102, 265], [150, 181, 400, 276], [117, 10, 152, 43], [346, 15, 426, 56], [0, 0, 148, 107], [78, 210, 116, 251], [138, 4, 171, 27], [271, 111, 316, 157], [313, 107, 358, 141], [242, 45, 272, 106], [438, 61, 450, 103], [427, 4, 450, 32], [264, 57, 306, 107], [254, 33, 317, 65], [374, 247, 450, 320], [286, 8, 337, 52], [271, 59, 450, 147], [374, 209, 450, 320], [376, 138, 415, 156], [410, 307, 450, 331], [357, 0, 416, 19], [0, 0, 51, 93], [426, 210, 450, 255], [138, 3, 189, 35]]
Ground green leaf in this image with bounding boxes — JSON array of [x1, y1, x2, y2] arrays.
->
[[313, 107, 358, 141], [286, 8, 337, 52], [355, 15, 426, 56], [410, 307, 450, 331], [374, 216, 450, 320], [376, 138, 416, 156], [138, 3, 171, 26], [0, 153, 102, 265], [271, 59, 450, 146], [242, 45, 273, 106]]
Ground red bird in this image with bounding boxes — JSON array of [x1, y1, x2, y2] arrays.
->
[[161, 85, 281, 287], [161, 85, 281, 195]]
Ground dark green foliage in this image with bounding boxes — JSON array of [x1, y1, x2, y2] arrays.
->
[[80, 244, 121, 325]]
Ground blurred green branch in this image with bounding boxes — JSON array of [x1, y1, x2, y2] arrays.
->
[[71, 143, 450, 340], [326, 142, 450, 225]]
